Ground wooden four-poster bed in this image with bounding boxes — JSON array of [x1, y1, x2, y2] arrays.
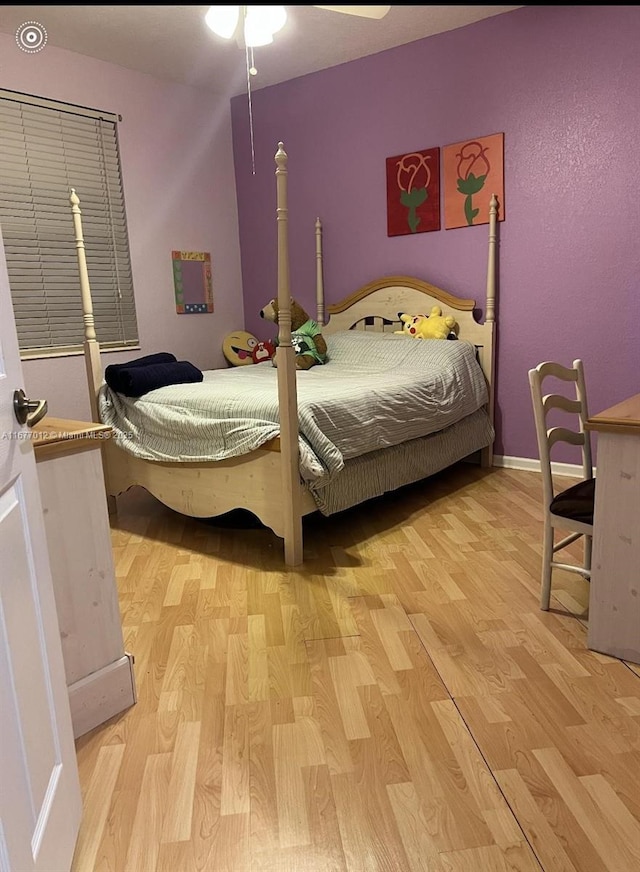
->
[[71, 142, 498, 566]]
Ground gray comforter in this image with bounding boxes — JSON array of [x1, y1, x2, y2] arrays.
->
[[98, 331, 489, 484]]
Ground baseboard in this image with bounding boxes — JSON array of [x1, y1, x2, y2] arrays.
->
[[68, 653, 137, 739], [493, 455, 586, 478]]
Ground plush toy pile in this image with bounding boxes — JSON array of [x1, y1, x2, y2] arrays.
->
[[222, 331, 275, 366], [260, 297, 327, 370], [395, 305, 458, 340]]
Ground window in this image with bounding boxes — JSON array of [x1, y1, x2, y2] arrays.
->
[[0, 89, 138, 357]]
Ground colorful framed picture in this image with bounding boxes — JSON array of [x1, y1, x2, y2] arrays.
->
[[443, 133, 504, 229], [172, 251, 213, 314], [386, 147, 440, 237]]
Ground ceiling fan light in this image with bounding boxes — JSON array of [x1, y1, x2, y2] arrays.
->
[[264, 5, 287, 36], [205, 5, 240, 40], [244, 6, 286, 47], [244, 24, 273, 47]]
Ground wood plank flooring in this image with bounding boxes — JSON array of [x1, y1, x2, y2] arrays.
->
[[72, 464, 640, 871]]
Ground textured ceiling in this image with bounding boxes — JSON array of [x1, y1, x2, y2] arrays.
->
[[0, 5, 523, 97]]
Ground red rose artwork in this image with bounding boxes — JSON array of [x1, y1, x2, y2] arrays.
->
[[386, 147, 440, 237], [443, 133, 504, 230]]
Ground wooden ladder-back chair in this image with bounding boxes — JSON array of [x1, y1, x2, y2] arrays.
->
[[528, 359, 595, 610]]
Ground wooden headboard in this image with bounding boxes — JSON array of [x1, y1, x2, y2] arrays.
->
[[324, 275, 494, 385]]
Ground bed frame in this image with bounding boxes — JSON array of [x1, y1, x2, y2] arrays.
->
[[71, 142, 498, 566]]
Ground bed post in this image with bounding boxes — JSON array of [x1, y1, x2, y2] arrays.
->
[[70, 189, 103, 425], [315, 217, 325, 325], [70, 188, 116, 512], [480, 193, 498, 469], [275, 143, 303, 566]]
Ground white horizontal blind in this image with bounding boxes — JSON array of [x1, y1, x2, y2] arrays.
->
[[0, 89, 138, 355]]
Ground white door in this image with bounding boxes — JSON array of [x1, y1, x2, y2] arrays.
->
[[0, 229, 82, 870]]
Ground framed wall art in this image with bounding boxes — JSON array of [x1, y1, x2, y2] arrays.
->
[[172, 250, 213, 314], [386, 147, 440, 237], [443, 133, 504, 229]]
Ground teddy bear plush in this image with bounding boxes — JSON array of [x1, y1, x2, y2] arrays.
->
[[260, 297, 328, 369], [395, 305, 458, 340]]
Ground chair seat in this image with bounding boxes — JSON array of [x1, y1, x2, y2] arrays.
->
[[550, 477, 595, 525]]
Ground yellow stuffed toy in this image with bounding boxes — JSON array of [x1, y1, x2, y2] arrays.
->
[[395, 305, 458, 340]]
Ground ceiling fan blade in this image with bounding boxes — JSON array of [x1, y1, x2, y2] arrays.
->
[[314, 6, 391, 19]]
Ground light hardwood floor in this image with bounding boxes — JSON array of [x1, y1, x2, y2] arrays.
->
[[72, 464, 640, 872]]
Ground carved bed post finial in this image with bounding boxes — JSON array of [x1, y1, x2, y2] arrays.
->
[[275, 142, 291, 349], [485, 194, 498, 325], [480, 192, 499, 469], [70, 188, 104, 427], [70, 188, 96, 342], [315, 217, 325, 326]]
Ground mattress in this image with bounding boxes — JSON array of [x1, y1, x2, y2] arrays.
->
[[98, 331, 490, 486]]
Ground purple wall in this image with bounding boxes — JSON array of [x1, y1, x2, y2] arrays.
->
[[232, 6, 640, 460], [1, 33, 244, 421]]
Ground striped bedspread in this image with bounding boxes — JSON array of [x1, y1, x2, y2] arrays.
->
[[98, 331, 489, 484]]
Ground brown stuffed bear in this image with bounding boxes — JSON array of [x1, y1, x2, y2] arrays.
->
[[260, 297, 328, 370]]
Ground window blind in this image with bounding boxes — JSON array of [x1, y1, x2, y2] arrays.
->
[[0, 89, 138, 356]]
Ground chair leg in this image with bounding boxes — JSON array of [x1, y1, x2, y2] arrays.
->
[[584, 534, 592, 574], [540, 520, 553, 610]]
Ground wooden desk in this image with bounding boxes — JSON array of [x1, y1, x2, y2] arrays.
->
[[585, 394, 640, 664], [33, 417, 136, 737]]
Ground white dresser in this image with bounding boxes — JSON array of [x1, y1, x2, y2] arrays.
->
[[585, 395, 640, 665], [33, 417, 136, 737]]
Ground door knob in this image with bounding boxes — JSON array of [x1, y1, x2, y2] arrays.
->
[[13, 389, 48, 427]]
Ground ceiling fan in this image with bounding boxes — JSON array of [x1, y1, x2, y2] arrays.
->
[[208, 5, 391, 174], [205, 6, 391, 49]]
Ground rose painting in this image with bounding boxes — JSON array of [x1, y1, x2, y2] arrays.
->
[[386, 147, 440, 237], [443, 133, 504, 229]]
